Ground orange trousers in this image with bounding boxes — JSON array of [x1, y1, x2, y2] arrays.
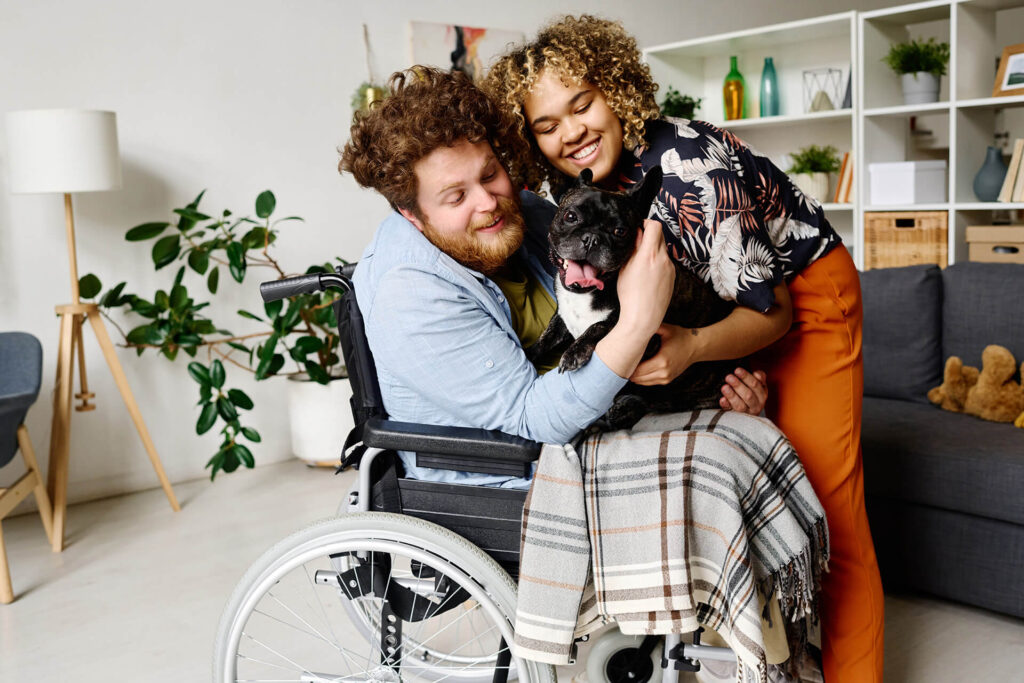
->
[[753, 245, 885, 682]]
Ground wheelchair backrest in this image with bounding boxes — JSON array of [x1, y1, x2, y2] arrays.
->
[[333, 264, 387, 433]]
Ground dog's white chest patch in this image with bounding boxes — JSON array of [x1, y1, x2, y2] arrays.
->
[[555, 280, 611, 338]]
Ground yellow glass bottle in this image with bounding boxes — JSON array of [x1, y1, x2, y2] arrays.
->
[[723, 55, 745, 120]]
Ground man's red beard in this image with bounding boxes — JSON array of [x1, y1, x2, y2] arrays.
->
[[419, 196, 526, 276]]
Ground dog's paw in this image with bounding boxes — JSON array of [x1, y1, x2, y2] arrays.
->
[[559, 343, 595, 373], [604, 394, 649, 430], [524, 344, 541, 364]]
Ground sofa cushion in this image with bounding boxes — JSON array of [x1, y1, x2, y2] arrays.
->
[[942, 262, 1024, 375], [862, 396, 1024, 526], [860, 265, 943, 403]]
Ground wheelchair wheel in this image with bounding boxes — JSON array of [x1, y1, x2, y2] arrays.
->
[[214, 512, 556, 683], [586, 632, 661, 683]]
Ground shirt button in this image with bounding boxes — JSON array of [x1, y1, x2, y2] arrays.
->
[[485, 360, 494, 368], [497, 296, 505, 302]]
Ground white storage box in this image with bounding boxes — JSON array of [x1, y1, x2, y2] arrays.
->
[[868, 160, 947, 205]]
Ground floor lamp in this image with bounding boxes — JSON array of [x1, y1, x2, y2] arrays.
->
[[5, 109, 179, 552]]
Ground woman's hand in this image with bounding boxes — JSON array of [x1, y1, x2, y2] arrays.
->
[[718, 368, 768, 414], [629, 323, 698, 385]]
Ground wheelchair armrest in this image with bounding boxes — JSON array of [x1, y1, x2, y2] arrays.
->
[[361, 417, 542, 478]]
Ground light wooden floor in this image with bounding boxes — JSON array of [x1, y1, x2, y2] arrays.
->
[[1, 459, 1022, 682]]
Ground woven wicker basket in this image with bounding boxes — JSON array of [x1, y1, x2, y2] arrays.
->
[[864, 211, 948, 270]]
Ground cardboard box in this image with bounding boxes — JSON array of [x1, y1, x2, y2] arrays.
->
[[868, 160, 947, 205], [966, 225, 1024, 264]]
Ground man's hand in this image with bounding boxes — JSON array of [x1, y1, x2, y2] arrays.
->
[[616, 219, 675, 340], [718, 368, 767, 414], [594, 220, 675, 379]]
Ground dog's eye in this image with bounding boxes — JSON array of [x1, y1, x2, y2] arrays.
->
[[563, 209, 578, 224], [613, 227, 627, 237]]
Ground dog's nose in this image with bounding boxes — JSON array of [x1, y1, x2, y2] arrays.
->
[[581, 233, 596, 249]]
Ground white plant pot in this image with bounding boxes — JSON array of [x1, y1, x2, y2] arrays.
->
[[286, 373, 353, 466], [792, 172, 830, 203], [901, 72, 940, 105]]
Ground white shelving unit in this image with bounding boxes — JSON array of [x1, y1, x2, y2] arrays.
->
[[860, 0, 1024, 266], [643, 1, 1024, 269]]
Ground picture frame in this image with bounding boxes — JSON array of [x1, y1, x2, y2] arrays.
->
[[992, 43, 1024, 97]]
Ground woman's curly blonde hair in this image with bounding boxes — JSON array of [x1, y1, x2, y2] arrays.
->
[[483, 15, 660, 196]]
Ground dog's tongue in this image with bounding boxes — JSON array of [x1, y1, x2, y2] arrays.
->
[[564, 260, 604, 290]]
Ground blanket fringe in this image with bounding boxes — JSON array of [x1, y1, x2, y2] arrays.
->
[[754, 516, 830, 681]]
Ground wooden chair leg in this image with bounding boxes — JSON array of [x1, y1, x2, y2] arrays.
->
[[17, 425, 54, 545], [0, 523, 13, 604]]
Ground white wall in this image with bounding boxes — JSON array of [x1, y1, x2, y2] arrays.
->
[[0, 0, 906, 508]]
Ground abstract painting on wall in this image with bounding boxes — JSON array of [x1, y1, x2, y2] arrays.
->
[[409, 21, 524, 83]]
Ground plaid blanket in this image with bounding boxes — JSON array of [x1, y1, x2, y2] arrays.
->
[[513, 411, 829, 683]]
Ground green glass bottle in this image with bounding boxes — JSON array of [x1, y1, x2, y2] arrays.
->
[[723, 55, 745, 120]]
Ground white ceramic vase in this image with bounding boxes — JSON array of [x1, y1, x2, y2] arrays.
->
[[792, 172, 830, 203], [286, 373, 353, 466], [901, 72, 940, 105]]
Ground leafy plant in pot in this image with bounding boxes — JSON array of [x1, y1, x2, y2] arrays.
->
[[660, 86, 703, 120], [79, 190, 348, 479], [787, 144, 841, 203], [883, 37, 950, 105]]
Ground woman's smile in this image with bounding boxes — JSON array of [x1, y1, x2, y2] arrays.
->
[[568, 139, 600, 162]]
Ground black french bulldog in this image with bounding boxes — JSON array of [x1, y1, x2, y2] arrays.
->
[[526, 166, 736, 430]]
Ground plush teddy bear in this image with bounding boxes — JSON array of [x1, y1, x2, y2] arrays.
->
[[930, 345, 1024, 426], [927, 356, 979, 413], [964, 345, 1024, 423]]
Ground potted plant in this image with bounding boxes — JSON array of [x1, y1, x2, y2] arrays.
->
[[351, 81, 387, 114], [80, 190, 349, 478], [787, 144, 841, 203], [883, 37, 950, 105], [660, 86, 703, 120]]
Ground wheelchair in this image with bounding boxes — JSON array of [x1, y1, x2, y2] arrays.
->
[[213, 266, 738, 683]]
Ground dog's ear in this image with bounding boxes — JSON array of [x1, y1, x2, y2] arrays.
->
[[577, 168, 594, 187], [627, 166, 663, 212]]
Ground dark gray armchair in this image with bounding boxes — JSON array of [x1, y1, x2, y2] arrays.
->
[[0, 332, 54, 603]]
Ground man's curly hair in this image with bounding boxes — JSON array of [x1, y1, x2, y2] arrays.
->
[[483, 15, 660, 196], [339, 66, 507, 218]]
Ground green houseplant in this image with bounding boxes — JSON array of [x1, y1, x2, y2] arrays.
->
[[660, 86, 703, 119], [883, 37, 950, 105], [80, 190, 345, 479], [787, 144, 841, 203]]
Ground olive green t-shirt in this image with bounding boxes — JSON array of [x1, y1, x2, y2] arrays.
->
[[490, 266, 560, 375]]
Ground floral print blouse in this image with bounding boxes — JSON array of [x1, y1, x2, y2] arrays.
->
[[615, 118, 840, 313]]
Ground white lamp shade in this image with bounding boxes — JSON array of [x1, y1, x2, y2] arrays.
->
[[6, 109, 122, 194]]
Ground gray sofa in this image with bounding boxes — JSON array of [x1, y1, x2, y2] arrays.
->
[[859, 262, 1024, 618]]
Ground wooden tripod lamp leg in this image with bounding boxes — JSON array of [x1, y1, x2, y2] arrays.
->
[[48, 310, 76, 552], [86, 311, 180, 512], [73, 317, 96, 412]]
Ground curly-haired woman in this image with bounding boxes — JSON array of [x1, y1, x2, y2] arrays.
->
[[484, 15, 884, 682]]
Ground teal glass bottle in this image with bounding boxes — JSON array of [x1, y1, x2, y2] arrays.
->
[[759, 57, 779, 117], [723, 56, 745, 120]]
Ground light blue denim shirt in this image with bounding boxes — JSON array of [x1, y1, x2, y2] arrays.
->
[[352, 191, 627, 488]]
